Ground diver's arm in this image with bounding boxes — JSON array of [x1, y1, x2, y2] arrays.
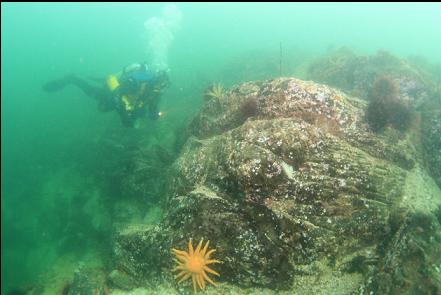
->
[[146, 93, 161, 120], [116, 105, 135, 128]]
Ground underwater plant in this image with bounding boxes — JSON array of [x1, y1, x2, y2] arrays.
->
[[204, 83, 225, 101], [366, 76, 412, 132], [172, 239, 221, 292]]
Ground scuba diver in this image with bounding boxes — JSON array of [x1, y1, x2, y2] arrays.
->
[[43, 63, 170, 128]]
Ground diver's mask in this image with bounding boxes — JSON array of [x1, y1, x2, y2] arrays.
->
[[124, 63, 148, 73], [119, 63, 148, 94]]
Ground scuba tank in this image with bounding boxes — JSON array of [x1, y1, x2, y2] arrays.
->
[[106, 75, 120, 91]]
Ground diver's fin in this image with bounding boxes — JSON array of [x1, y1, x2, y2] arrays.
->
[[42, 74, 76, 93]]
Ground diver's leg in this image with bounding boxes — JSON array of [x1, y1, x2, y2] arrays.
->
[[42, 74, 76, 92], [43, 74, 101, 97], [68, 75, 106, 99], [43, 75, 110, 105], [69, 77, 116, 113]]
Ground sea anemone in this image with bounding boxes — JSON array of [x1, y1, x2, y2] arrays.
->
[[370, 75, 399, 101], [366, 76, 412, 132], [237, 97, 258, 124]]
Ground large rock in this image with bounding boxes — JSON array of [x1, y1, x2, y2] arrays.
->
[[67, 266, 108, 295], [307, 48, 437, 107], [307, 48, 441, 189], [362, 206, 441, 294], [422, 108, 441, 188], [111, 77, 441, 293]]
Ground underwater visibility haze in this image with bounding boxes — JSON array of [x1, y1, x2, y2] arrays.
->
[[2, 2, 441, 294]]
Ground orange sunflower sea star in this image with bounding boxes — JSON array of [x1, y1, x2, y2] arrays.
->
[[171, 239, 221, 292]]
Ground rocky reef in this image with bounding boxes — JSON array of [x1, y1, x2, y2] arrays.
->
[[108, 76, 441, 294], [307, 48, 437, 107], [308, 48, 441, 191], [421, 99, 441, 189]]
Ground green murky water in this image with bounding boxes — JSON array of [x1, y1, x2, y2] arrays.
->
[[2, 3, 441, 294]]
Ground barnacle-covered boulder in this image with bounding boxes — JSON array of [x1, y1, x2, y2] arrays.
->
[[111, 77, 441, 294], [307, 48, 441, 189], [422, 106, 441, 189], [307, 48, 437, 107]]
